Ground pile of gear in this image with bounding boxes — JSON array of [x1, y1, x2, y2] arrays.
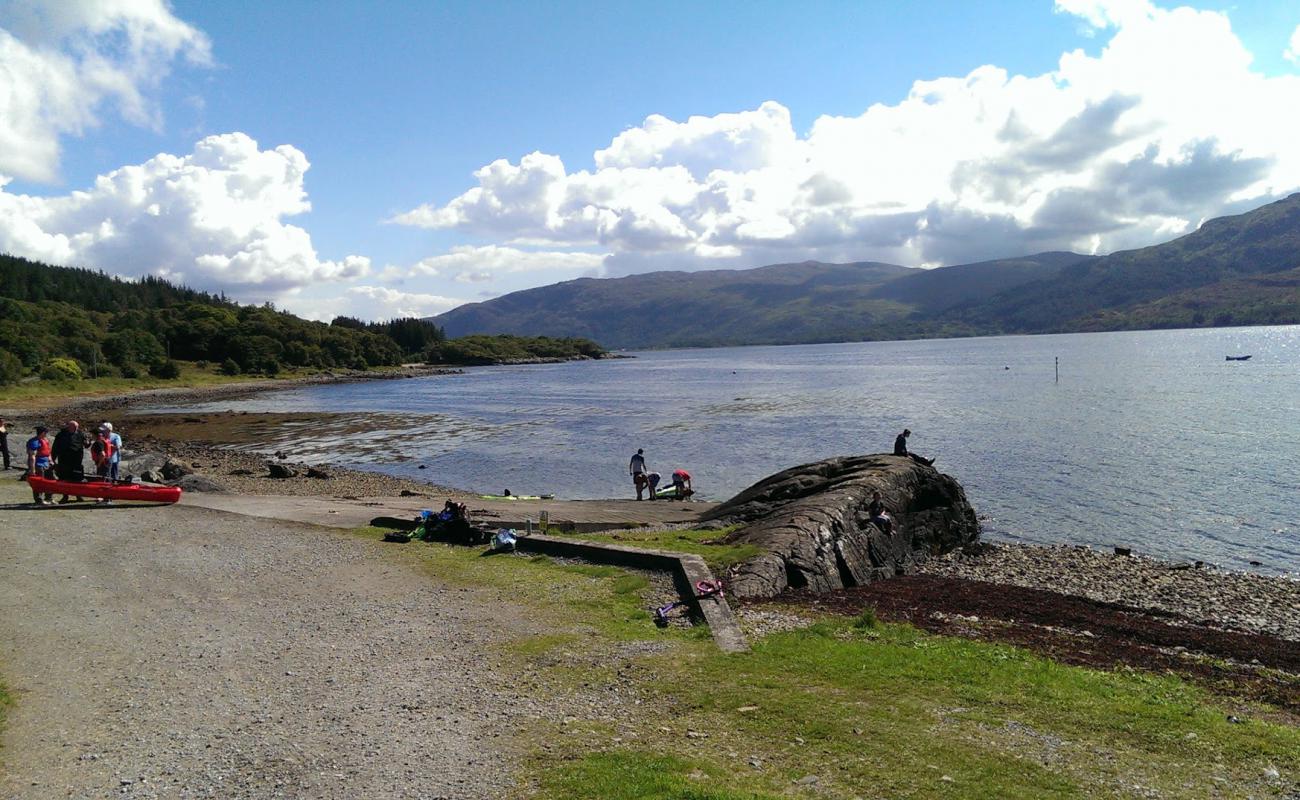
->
[[383, 500, 524, 554]]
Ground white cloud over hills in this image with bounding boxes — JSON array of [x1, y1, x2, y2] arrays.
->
[[3, 0, 1300, 321], [397, 0, 1300, 273]]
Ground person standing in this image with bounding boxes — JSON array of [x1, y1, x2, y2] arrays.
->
[[25, 425, 53, 505], [893, 429, 935, 466], [51, 420, 88, 503], [100, 421, 123, 480], [0, 416, 10, 470], [90, 429, 116, 504], [629, 448, 648, 500]]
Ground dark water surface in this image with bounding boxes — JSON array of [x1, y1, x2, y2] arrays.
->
[[163, 327, 1300, 573]]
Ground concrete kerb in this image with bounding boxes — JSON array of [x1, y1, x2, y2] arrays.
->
[[513, 533, 749, 653]]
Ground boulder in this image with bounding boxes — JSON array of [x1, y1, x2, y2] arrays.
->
[[160, 459, 192, 481], [305, 467, 331, 480], [118, 451, 167, 478], [705, 455, 980, 599], [268, 463, 297, 479], [171, 474, 228, 493]]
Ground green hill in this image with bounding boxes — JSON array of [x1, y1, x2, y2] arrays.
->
[[945, 193, 1300, 334], [432, 193, 1300, 347], [0, 254, 434, 385], [435, 261, 919, 349]]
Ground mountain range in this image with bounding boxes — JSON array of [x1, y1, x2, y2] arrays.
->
[[431, 192, 1300, 349]]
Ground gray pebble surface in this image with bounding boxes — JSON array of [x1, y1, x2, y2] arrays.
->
[[918, 542, 1300, 642], [0, 501, 565, 799]]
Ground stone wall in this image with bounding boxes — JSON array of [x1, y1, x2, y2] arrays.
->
[[704, 455, 980, 598]]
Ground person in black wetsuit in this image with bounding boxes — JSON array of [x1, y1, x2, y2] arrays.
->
[[893, 429, 935, 466], [51, 420, 88, 503], [0, 416, 11, 470]]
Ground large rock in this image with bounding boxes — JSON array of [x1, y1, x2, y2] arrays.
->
[[171, 474, 229, 493], [705, 455, 979, 599], [160, 459, 192, 481], [267, 463, 297, 479]]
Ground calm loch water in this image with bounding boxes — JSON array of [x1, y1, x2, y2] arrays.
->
[[166, 326, 1300, 573]]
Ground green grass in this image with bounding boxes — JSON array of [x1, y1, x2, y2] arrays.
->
[[0, 362, 276, 407], [562, 527, 761, 571], [351, 526, 1300, 799], [540, 752, 781, 800]]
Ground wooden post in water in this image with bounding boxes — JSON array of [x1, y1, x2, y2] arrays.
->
[[1055, 356, 1059, 383]]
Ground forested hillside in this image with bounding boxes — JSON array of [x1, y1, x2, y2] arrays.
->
[[430, 193, 1300, 347], [0, 255, 437, 385]]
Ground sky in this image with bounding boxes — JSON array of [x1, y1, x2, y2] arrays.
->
[[1, 0, 1299, 322]]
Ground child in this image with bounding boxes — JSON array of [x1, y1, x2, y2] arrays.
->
[[90, 429, 116, 504]]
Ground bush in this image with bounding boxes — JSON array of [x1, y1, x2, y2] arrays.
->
[[0, 350, 23, 385], [40, 357, 83, 382], [150, 359, 182, 379], [220, 358, 242, 376], [118, 362, 143, 379], [851, 607, 880, 630]]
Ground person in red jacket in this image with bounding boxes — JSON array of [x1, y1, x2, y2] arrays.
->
[[25, 425, 54, 505], [90, 429, 117, 504], [669, 469, 693, 500]]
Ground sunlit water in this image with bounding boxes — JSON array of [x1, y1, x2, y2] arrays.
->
[[157, 326, 1300, 573]]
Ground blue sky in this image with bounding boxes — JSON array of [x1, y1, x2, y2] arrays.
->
[[2, 0, 1299, 320]]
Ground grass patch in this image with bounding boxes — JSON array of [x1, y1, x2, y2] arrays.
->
[[540, 752, 780, 800], [351, 525, 1300, 799], [563, 527, 760, 571], [0, 362, 280, 408]]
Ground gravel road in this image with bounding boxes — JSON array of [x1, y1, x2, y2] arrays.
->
[[0, 494, 545, 799]]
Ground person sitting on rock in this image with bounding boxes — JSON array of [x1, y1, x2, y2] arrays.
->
[[893, 429, 935, 467], [867, 490, 893, 534]]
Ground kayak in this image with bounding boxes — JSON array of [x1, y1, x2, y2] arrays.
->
[[26, 475, 183, 504], [476, 493, 555, 501]]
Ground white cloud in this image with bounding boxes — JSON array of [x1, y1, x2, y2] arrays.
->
[[285, 285, 467, 322], [396, 1, 1300, 271], [408, 244, 606, 283], [0, 132, 370, 295], [1286, 24, 1300, 64], [0, 0, 211, 182]]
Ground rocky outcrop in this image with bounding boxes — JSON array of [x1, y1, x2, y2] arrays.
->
[[705, 455, 980, 599]]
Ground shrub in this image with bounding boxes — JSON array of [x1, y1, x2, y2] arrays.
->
[[852, 607, 880, 630], [40, 357, 83, 382], [0, 350, 23, 385], [150, 359, 182, 379], [118, 362, 143, 379], [220, 358, 241, 376]]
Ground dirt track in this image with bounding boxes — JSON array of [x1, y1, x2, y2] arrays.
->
[[0, 485, 541, 799]]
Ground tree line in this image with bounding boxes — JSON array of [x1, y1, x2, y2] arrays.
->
[[0, 254, 605, 386]]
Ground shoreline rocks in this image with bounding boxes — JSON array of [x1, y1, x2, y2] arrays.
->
[[705, 455, 980, 599], [919, 541, 1300, 642]]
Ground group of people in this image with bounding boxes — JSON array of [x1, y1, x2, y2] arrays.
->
[[627, 448, 693, 501], [23, 419, 123, 506]]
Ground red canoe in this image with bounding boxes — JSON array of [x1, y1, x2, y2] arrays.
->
[[26, 475, 183, 504]]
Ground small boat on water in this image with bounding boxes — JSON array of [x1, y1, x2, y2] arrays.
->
[[26, 475, 183, 504], [1225, 355, 1252, 361]]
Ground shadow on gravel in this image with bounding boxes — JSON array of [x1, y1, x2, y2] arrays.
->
[[755, 575, 1300, 716], [0, 502, 148, 512]]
